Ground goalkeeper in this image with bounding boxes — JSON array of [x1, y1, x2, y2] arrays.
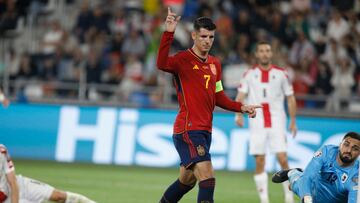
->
[[272, 132, 359, 203]]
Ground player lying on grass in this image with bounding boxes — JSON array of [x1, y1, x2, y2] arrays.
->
[[272, 132, 359, 203], [0, 144, 97, 203]]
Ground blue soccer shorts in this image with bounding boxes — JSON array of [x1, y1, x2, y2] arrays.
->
[[173, 130, 212, 169]]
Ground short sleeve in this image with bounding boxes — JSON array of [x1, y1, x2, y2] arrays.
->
[[237, 70, 250, 94], [281, 71, 294, 96]]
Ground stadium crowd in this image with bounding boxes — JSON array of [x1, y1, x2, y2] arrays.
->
[[0, 0, 360, 111]]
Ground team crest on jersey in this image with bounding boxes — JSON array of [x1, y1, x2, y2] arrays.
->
[[197, 145, 205, 156], [210, 64, 216, 75], [313, 150, 322, 158], [341, 173, 348, 183], [193, 65, 199, 70]]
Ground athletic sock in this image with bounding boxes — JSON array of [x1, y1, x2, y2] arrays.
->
[[66, 191, 96, 203], [159, 179, 195, 203], [254, 172, 269, 203], [197, 178, 215, 203], [282, 180, 294, 203]]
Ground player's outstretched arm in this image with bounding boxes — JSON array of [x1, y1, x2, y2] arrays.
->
[[6, 171, 19, 203], [215, 90, 261, 118]]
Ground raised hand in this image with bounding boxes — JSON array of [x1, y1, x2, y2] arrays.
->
[[240, 104, 262, 118], [165, 7, 181, 33]]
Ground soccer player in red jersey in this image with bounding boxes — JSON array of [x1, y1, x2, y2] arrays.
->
[[157, 8, 261, 203]]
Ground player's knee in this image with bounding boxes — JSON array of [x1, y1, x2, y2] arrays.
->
[[255, 156, 265, 166], [50, 189, 67, 202], [179, 175, 197, 186]]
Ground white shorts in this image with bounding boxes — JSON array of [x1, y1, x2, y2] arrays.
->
[[248, 126, 287, 155], [4, 175, 54, 203]]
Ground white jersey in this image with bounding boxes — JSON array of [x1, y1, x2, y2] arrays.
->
[[0, 144, 15, 197], [238, 64, 294, 128], [0, 145, 54, 203]]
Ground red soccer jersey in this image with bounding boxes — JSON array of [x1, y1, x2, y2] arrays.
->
[[157, 32, 242, 133]]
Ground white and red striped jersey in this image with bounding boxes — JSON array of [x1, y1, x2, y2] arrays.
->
[[0, 144, 15, 198], [238, 64, 294, 128]]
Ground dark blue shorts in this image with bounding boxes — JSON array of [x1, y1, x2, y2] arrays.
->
[[173, 130, 212, 169]]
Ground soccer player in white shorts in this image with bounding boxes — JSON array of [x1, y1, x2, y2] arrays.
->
[[235, 41, 297, 203], [0, 144, 97, 203]]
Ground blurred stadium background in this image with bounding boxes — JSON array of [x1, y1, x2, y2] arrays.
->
[[0, 0, 360, 202]]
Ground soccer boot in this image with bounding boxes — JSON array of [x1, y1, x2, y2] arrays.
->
[[272, 168, 303, 183]]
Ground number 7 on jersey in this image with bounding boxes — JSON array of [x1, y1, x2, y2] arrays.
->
[[204, 75, 210, 89]]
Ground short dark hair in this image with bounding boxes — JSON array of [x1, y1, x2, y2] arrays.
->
[[194, 17, 216, 31], [343, 132, 360, 141], [255, 41, 271, 51]]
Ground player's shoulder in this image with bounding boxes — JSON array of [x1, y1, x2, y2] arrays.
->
[[271, 64, 285, 71], [242, 65, 257, 77], [314, 145, 337, 158], [271, 65, 290, 78], [174, 50, 188, 58], [207, 55, 221, 65]]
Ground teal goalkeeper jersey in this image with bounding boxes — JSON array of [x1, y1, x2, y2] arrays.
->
[[302, 145, 359, 203]]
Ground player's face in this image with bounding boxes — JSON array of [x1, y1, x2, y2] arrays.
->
[[339, 137, 360, 164], [255, 44, 273, 66], [192, 28, 215, 53]]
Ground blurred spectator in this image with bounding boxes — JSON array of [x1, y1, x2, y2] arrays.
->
[[0, 0, 18, 35], [121, 28, 147, 59], [91, 5, 110, 34], [269, 12, 289, 45], [312, 61, 332, 95], [215, 6, 233, 39], [74, 1, 93, 43], [5, 48, 20, 79], [16, 53, 36, 79], [109, 7, 127, 34], [288, 30, 315, 67], [119, 54, 144, 101], [291, 0, 311, 12], [312, 60, 332, 107], [109, 32, 124, 54], [86, 50, 102, 84], [326, 56, 355, 112], [41, 20, 64, 56], [326, 9, 350, 42], [270, 37, 288, 68], [233, 9, 251, 36], [287, 11, 310, 39], [332, 0, 355, 12], [321, 38, 347, 69], [102, 52, 123, 84]]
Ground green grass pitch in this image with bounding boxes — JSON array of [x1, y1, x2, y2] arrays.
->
[[14, 159, 298, 203]]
